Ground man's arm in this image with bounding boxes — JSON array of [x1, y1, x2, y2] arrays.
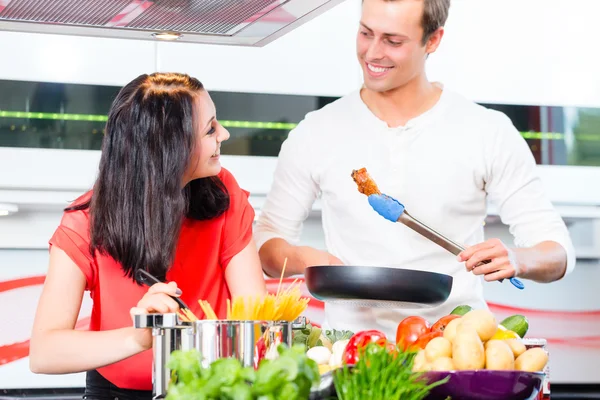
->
[[459, 112, 575, 283], [458, 238, 567, 283], [514, 240, 567, 282], [259, 238, 342, 278], [254, 118, 342, 278]]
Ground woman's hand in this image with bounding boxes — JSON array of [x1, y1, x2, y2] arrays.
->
[[129, 281, 182, 350]]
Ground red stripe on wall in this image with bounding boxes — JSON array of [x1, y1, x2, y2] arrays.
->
[[0, 276, 45, 293], [0, 340, 29, 366], [488, 302, 600, 318], [0, 317, 91, 366]]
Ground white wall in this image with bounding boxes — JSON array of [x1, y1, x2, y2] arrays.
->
[[427, 0, 600, 108]]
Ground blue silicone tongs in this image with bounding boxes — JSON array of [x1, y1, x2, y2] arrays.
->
[[367, 193, 525, 290]]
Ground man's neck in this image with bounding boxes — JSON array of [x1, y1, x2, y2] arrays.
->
[[360, 77, 442, 128]]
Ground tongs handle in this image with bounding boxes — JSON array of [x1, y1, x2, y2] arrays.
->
[[135, 269, 191, 310], [397, 212, 524, 290]]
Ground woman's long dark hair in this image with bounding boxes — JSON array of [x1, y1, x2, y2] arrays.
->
[[68, 73, 229, 282]]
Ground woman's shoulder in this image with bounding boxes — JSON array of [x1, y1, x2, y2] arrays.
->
[[215, 167, 253, 225], [217, 167, 238, 187], [218, 167, 249, 198], [58, 191, 93, 234]]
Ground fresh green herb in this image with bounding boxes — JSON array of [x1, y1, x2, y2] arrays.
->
[[333, 343, 448, 400], [165, 344, 320, 400]]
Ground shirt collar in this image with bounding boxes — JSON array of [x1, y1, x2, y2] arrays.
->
[[351, 83, 451, 132]]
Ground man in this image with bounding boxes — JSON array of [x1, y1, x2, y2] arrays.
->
[[254, 0, 575, 338]]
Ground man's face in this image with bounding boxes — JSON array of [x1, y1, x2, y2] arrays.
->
[[357, 0, 442, 93]]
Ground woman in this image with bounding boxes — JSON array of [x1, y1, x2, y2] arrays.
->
[[28, 72, 268, 399]]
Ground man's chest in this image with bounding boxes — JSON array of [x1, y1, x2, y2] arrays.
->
[[316, 131, 488, 229]]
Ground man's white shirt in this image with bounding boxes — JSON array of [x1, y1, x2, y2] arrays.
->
[[254, 86, 575, 339]]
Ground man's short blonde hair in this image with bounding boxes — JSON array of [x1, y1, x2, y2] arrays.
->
[[377, 0, 451, 45]]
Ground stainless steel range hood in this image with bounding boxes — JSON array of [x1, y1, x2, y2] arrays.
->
[[0, 0, 346, 46]]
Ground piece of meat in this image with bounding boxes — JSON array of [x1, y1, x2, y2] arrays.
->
[[351, 167, 381, 196]]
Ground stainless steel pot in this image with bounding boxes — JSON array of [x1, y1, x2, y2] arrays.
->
[[134, 314, 304, 399]]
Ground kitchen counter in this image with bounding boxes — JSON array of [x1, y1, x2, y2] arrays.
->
[[0, 388, 83, 399], [3, 384, 600, 400]]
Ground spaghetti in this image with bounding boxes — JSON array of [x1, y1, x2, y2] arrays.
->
[[178, 259, 309, 322]]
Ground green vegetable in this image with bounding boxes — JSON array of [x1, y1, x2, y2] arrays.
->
[[323, 329, 354, 344], [333, 342, 448, 400], [450, 305, 473, 316], [307, 326, 323, 348], [500, 314, 529, 338], [165, 344, 319, 400], [292, 323, 323, 349], [292, 323, 353, 351], [222, 382, 253, 400]]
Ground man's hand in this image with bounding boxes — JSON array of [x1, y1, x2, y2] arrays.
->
[[457, 238, 521, 282], [259, 238, 343, 278], [296, 246, 344, 269]]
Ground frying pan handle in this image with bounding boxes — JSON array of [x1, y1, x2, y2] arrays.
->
[[397, 213, 524, 290], [135, 269, 191, 310]]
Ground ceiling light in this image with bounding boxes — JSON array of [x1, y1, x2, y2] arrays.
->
[[152, 32, 182, 41], [0, 203, 18, 216]]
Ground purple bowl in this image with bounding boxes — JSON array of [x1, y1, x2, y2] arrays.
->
[[422, 370, 545, 400]]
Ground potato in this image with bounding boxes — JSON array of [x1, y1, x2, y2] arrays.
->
[[425, 337, 452, 362], [505, 338, 527, 358], [485, 340, 515, 370], [443, 318, 462, 343], [515, 348, 549, 372], [431, 357, 455, 371], [459, 309, 498, 342], [413, 350, 431, 372], [452, 326, 485, 370], [485, 337, 526, 358], [484, 339, 507, 353]]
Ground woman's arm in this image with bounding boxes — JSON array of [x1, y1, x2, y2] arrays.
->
[[225, 238, 268, 298], [30, 247, 181, 374]]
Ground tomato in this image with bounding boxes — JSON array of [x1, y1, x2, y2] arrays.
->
[[385, 341, 398, 353], [395, 316, 431, 351], [342, 330, 387, 365], [385, 340, 400, 359], [412, 331, 443, 350], [431, 314, 461, 333], [254, 336, 266, 369]]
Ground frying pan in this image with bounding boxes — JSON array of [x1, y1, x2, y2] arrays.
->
[[304, 265, 453, 308]]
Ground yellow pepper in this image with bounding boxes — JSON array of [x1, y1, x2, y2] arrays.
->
[[490, 328, 520, 341], [318, 364, 334, 375]]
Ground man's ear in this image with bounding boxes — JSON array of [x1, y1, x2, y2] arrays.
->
[[425, 27, 445, 55]]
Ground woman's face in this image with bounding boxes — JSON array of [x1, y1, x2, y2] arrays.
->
[[184, 90, 230, 184]]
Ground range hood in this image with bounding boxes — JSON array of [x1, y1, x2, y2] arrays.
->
[[0, 0, 346, 46]]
